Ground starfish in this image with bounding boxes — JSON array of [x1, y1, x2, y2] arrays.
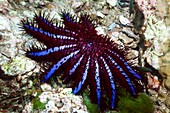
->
[[20, 11, 143, 109]]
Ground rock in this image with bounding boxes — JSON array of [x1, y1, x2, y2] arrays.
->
[[95, 26, 107, 35], [146, 52, 160, 70], [0, 15, 10, 31], [102, 8, 110, 15], [33, 87, 88, 113], [20, 1, 26, 6], [122, 28, 139, 41], [165, 94, 170, 108], [1, 56, 36, 76], [144, 15, 170, 70], [160, 52, 170, 77], [158, 86, 168, 102], [164, 77, 170, 91], [23, 102, 33, 113], [108, 22, 116, 31], [41, 83, 52, 91], [126, 50, 139, 60], [96, 11, 105, 18], [160, 65, 170, 78], [119, 15, 130, 25], [118, 32, 133, 44], [45, 100, 56, 111], [155, 0, 167, 19], [71, 1, 84, 9], [55, 101, 64, 108], [39, 91, 53, 103], [109, 31, 119, 40], [106, 0, 117, 7], [147, 75, 160, 90]]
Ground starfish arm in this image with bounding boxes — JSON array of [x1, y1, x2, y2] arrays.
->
[[108, 50, 142, 80], [34, 12, 55, 30], [62, 12, 78, 32], [62, 12, 75, 23], [62, 12, 97, 34], [101, 56, 116, 109], [79, 14, 97, 34], [42, 49, 80, 82], [69, 55, 84, 75], [72, 57, 90, 94], [27, 44, 77, 57], [61, 53, 84, 82], [35, 12, 78, 37], [106, 54, 136, 95], [21, 22, 77, 47], [94, 59, 101, 107]]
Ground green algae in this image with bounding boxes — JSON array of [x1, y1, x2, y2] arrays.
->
[[32, 90, 46, 110], [32, 97, 46, 110], [83, 90, 100, 113], [82, 89, 154, 113], [117, 90, 154, 113]]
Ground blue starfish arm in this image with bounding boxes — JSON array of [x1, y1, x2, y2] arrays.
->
[[21, 22, 77, 47], [69, 55, 84, 75], [42, 50, 80, 82], [107, 54, 136, 95], [28, 44, 77, 57], [62, 12, 75, 23], [35, 13, 54, 27], [37, 12, 74, 34], [94, 59, 101, 107], [72, 57, 90, 94], [122, 61, 142, 79], [80, 14, 95, 27], [101, 56, 116, 109], [108, 50, 142, 80], [24, 24, 76, 40], [35, 12, 78, 36]]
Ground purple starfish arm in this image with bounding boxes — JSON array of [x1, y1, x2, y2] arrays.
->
[[101, 56, 116, 109], [94, 59, 101, 107], [42, 50, 80, 82], [108, 50, 142, 80], [106, 54, 136, 95], [72, 57, 90, 94]]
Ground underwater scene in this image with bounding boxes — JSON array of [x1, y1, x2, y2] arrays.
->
[[0, 0, 170, 113]]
